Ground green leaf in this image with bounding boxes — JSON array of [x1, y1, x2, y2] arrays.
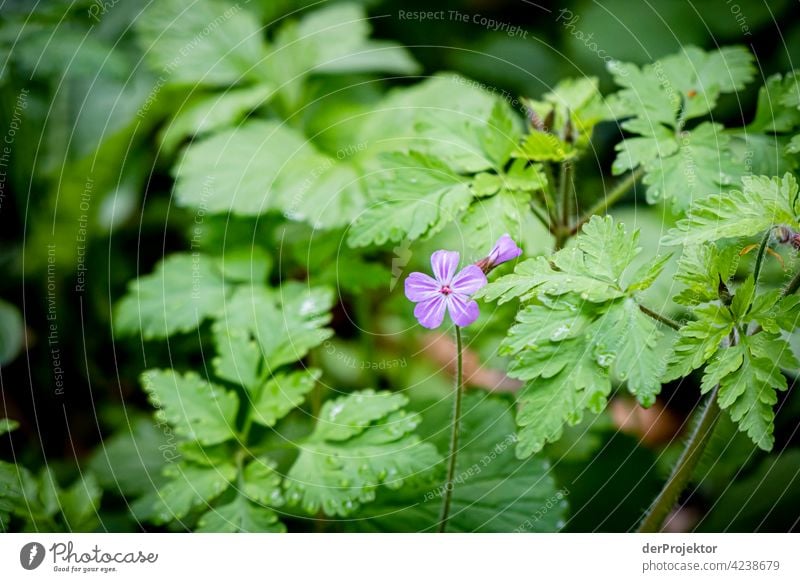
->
[[217, 247, 271, 284], [607, 60, 680, 126], [196, 458, 285, 532], [748, 71, 800, 132], [173, 119, 366, 228], [355, 396, 567, 532], [657, 45, 755, 120], [141, 369, 239, 445], [252, 370, 320, 427], [266, 4, 418, 111], [459, 190, 530, 254], [711, 333, 796, 450], [479, 101, 521, 166], [135, 0, 266, 86], [196, 495, 284, 532], [664, 173, 799, 245], [221, 284, 333, 373], [671, 244, 740, 306], [0, 299, 24, 366], [601, 299, 668, 407], [479, 216, 639, 304], [60, 474, 102, 531], [0, 418, 18, 436], [513, 340, 612, 458], [285, 390, 440, 516], [114, 253, 229, 339], [612, 120, 678, 175], [135, 462, 236, 524], [664, 304, 735, 382], [159, 83, 275, 154], [642, 123, 736, 210], [514, 131, 576, 162], [88, 416, 172, 497], [347, 151, 472, 247]]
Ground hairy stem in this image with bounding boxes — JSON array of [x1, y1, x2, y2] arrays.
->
[[571, 167, 645, 235], [555, 161, 573, 250], [438, 326, 464, 533], [637, 385, 722, 532], [752, 228, 773, 287], [638, 304, 682, 331]]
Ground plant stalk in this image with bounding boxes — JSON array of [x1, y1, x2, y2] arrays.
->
[[555, 161, 573, 250], [438, 326, 464, 533], [637, 385, 722, 532], [638, 304, 682, 331]]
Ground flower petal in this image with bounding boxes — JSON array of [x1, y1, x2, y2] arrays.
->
[[450, 265, 487, 295], [404, 272, 440, 302], [446, 294, 480, 327], [414, 295, 447, 329], [489, 234, 523, 265], [430, 250, 459, 284]]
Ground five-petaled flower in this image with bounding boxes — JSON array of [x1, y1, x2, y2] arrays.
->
[[405, 250, 487, 329], [404, 235, 523, 329]]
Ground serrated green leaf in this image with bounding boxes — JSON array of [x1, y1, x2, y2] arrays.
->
[[672, 244, 740, 305], [141, 369, 239, 445], [748, 71, 800, 132], [459, 190, 529, 254], [252, 370, 320, 427], [715, 333, 795, 450], [159, 83, 275, 154], [285, 392, 440, 516], [313, 390, 409, 442], [221, 284, 333, 373], [135, 0, 266, 86], [665, 172, 799, 245], [196, 495, 285, 533], [266, 3, 418, 111], [612, 121, 678, 175], [174, 119, 366, 228], [479, 101, 521, 166], [136, 462, 236, 524], [114, 254, 229, 339], [664, 304, 734, 382], [657, 46, 755, 120], [514, 131, 576, 162], [347, 151, 472, 247], [602, 299, 668, 407], [643, 123, 736, 210], [354, 395, 566, 532], [60, 474, 102, 531]]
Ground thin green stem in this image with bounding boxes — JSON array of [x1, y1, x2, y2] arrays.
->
[[541, 163, 559, 223], [752, 228, 773, 288], [638, 304, 682, 331], [637, 385, 722, 532], [555, 162, 573, 250], [529, 200, 552, 233], [438, 326, 464, 533], [571, 167, 645, 235]]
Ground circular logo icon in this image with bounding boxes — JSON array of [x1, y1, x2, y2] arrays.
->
[[20, 542, 46, 570]]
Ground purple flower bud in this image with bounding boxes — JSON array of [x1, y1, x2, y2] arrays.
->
[[475, 234, 522, 274]]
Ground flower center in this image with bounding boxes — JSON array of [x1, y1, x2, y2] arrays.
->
[[439, 285, 452, 295]]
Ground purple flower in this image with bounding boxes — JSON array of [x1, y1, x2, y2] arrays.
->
[[475, 234, 523, 274], [405, 250, 487, 329]]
